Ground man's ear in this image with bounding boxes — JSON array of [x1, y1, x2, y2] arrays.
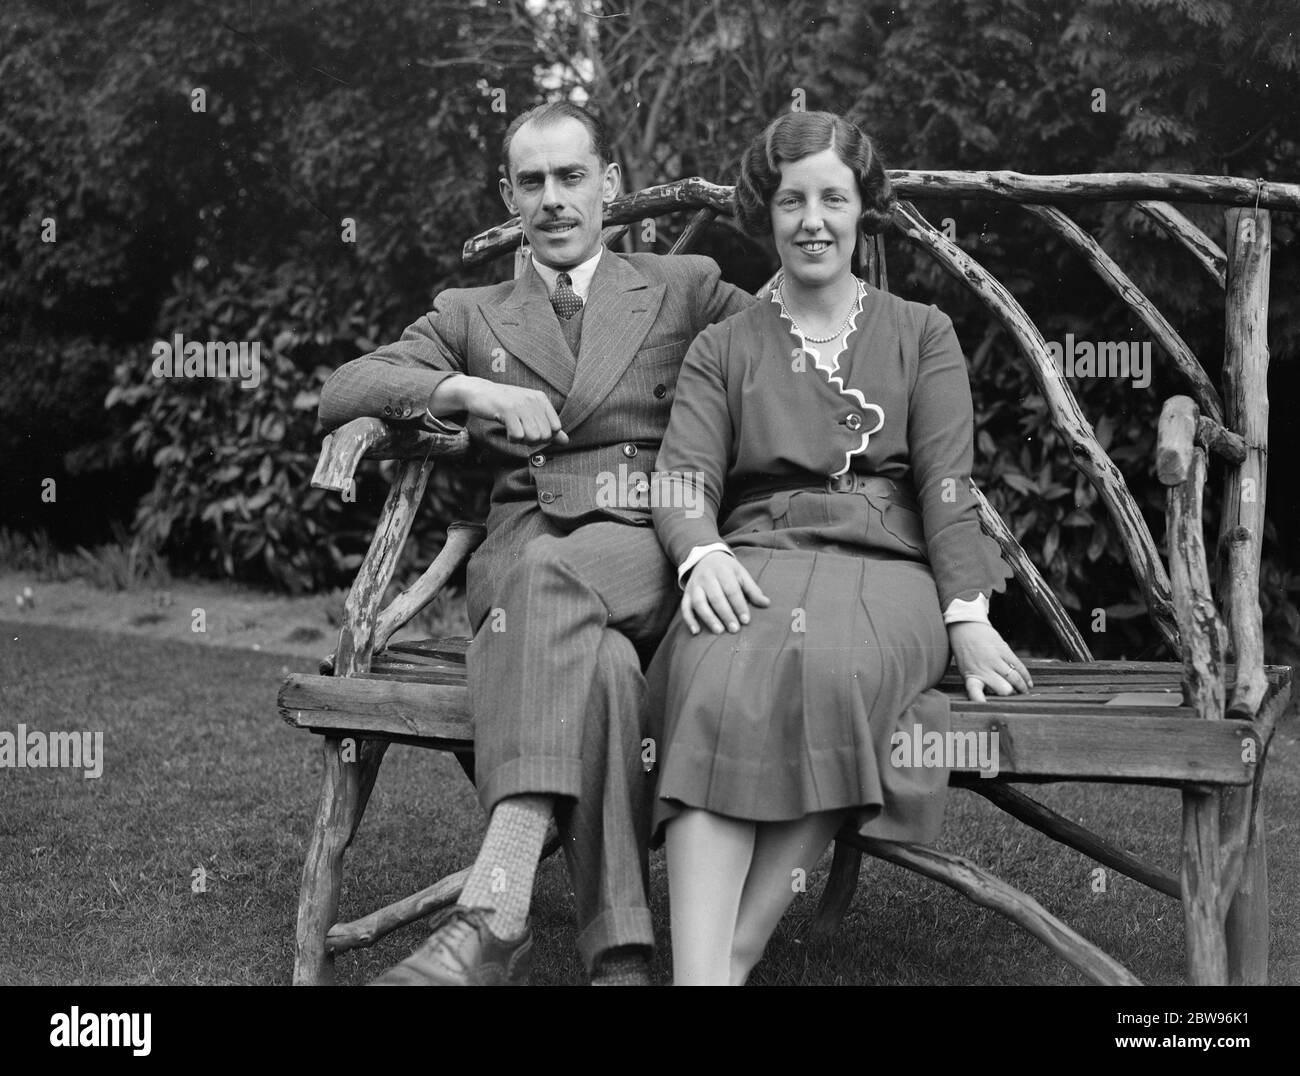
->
[[499, 176, 517, 215], [601, 161, 622, 204]]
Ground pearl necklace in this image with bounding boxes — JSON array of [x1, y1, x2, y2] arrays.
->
[[777, 280, 864, 343]]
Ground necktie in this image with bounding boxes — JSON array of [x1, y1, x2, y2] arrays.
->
[[551, 272, 583, 320]]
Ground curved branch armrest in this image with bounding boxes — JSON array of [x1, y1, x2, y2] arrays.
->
[[970, 483, 1092, 662], [372, 522, 487, 653], [317, 419, 469, 677], [312, 417, 469, 493]]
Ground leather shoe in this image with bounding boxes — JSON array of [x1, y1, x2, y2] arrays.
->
[[368, 906, 533, 986]]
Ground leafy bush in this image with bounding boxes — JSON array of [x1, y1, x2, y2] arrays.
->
[[1, 0, 528, 588], [106, 261, 490, 592]]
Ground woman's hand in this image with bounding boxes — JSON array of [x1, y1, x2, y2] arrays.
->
[[682, 551, 770, 635], [947, 621, 1033, 701]]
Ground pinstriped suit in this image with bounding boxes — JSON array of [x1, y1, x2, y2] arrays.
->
[[319, 249, 752, 969]]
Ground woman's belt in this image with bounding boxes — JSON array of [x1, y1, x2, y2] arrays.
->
[[727, 473, 919, 512]]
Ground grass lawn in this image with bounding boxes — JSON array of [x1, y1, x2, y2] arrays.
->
[[1, 619, 1296, 986]]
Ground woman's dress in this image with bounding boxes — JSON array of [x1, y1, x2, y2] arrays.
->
[[647, 278, 1010, 843]]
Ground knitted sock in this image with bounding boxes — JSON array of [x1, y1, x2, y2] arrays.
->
[[591, 946, 653, 986], [457, 794, 552, 940]]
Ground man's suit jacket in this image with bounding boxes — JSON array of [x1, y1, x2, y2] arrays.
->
[[319, 249, 753, 623]]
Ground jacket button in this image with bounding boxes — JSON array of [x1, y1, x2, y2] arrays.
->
[[383, 405, 393, 416], [622, 444, 638, 458], [530, 453, 546, 467], [845, 413, 863, 431], [653, 384, 667, 399], [539, 491, 556, 504]]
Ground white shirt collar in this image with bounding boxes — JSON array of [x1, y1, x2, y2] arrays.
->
[[531, 248, 603, 301]]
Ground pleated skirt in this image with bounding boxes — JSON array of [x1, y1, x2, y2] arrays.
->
[[647, 545, 953, 844]]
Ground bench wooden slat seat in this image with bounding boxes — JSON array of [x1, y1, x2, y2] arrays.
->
[[280, 653, 1287, 786]]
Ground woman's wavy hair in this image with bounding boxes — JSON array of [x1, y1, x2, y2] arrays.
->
[[734, 111, 895, 237]]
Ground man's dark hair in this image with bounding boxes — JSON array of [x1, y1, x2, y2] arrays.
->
[[501, 101, 613, 178], [735, 111, 895, 237]]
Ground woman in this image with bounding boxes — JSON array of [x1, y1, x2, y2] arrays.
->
[[647, 111, 1032, 986]]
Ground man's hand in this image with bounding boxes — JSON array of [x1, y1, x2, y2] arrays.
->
[[682, 551, 770, 635], [947, 621, 1033, 701], [433, 376, 569, 447]]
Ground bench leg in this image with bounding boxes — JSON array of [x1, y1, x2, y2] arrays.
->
[[810, 840, 863, 939], [293, 735, 389, 985], [1225, 784, 1269, 985], [1180, 787, 1228, 984]]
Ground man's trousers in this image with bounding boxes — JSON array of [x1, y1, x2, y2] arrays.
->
[[465, 517, 677, 971]]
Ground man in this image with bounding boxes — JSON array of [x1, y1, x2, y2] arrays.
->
[[318, 101, 752, 985]]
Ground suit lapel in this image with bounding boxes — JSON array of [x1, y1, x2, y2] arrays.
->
[[559, 250, 665, 432], [478, 263, 576, 395]]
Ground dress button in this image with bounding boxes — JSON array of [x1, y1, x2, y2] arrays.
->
[[845, 413, 863, 431], [622, 444, 638, 458], [539, 491, 556, 504], [653, 384, 667, 399], [530, 453, 546, 467]]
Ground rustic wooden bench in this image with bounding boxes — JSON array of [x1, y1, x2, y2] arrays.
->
[[279, 170, 1296, 986]]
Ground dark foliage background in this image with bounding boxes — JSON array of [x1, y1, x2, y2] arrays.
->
[[2, 0, 1297, 659]]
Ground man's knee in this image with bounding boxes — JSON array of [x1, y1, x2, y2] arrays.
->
[[500, 535, 587, 596], [470, 538, 593, 637]]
